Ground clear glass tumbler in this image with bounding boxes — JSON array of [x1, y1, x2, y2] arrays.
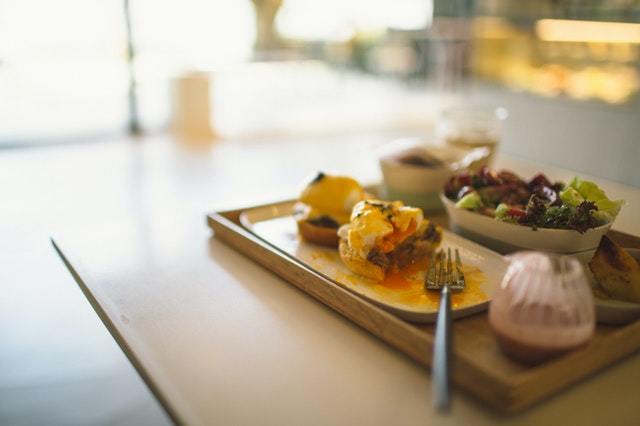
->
[[436, 105, 508, 166]]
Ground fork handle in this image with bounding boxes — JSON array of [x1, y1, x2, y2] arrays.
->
[[433, 284, 452, 412]]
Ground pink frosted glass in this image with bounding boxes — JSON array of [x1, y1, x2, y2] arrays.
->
[[489, 252, 595, 364]]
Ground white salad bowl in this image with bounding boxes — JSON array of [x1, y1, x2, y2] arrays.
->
[[440, 193, 613, 254]]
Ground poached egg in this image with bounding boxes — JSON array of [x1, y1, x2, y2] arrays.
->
[[339, 200, 424, 259]]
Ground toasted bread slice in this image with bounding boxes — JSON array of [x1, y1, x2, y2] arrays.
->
[[339, 239, 385, 281], [293, 201, 342, 247], [297, 219, 340, 247], [588, 236, 640, 303]]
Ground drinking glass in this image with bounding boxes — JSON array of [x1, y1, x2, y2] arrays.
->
[[436, 105, 508, 165]]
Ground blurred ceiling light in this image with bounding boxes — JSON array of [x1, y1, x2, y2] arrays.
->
[[536, 19, 640, 44]]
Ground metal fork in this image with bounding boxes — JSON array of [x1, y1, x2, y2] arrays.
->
[[425, 248, 465, 412], [425, 248, 465, 292]]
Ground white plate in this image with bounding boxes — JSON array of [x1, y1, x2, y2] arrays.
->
[[441, 193, 612, 254], [575, 249, 640, 325], [239, 201, 507, 323]]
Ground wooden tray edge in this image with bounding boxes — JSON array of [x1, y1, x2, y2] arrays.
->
[[504, 320, 640, 412]]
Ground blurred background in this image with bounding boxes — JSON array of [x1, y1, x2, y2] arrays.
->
[[1, 2, 639, 425], [1, 0, 638, 184]]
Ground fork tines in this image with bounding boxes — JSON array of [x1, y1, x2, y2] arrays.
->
[[425, 248, 466, 292]]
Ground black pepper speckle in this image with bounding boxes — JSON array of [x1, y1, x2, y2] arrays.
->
[[310, 172, 325, 185]]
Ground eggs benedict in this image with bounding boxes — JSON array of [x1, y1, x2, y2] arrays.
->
[[294, 172, 368, 247], [338, 200, 442, 281]]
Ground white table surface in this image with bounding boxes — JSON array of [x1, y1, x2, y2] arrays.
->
[[50, 135, 640, 426]]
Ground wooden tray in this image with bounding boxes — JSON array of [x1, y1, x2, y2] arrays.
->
[[207, 201, 640, 413]]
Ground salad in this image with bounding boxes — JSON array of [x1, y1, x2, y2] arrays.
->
[[444, 167, 624, 233]]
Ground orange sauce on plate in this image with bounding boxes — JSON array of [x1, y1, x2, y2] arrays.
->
[[374, 257, 486, 309], [308, 250, 487, 310]]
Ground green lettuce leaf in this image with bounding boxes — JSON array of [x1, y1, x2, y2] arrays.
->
[[495, 203, 518, 223], [455, 192, 483, 210], [560, 177, 624, 223], [559, 187, 583, 207], [542, 205, 572, 229]]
